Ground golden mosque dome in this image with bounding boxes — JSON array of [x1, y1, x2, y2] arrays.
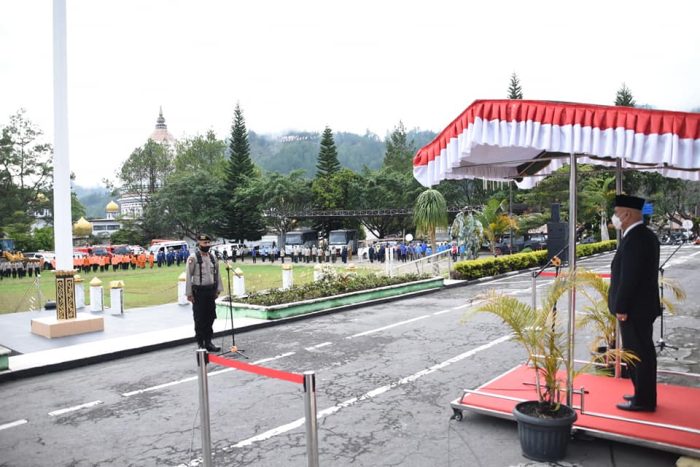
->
[[106, 200, 119, 213], [73, 217, 93, 236]]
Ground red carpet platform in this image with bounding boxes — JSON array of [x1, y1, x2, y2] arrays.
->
[[451, 364, 700, 457]]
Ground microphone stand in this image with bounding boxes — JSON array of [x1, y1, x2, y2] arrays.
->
[[224, 261, 247, 359], [656, 241, 683, 355]]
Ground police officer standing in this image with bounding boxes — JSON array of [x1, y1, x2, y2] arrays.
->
[[186, 234, 223, 352]]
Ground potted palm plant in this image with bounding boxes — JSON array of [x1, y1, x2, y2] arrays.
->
[[476, 273, 577, 462], [577, 270, 684, 369]]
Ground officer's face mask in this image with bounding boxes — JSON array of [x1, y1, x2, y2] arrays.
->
[[199, 244, 211, 253], [611, 213, 623, 230]]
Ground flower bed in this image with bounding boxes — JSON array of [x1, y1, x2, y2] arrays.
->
[[216, 274, 443, 320]]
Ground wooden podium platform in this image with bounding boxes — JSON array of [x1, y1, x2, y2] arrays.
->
[[451, 364, 700, 457]]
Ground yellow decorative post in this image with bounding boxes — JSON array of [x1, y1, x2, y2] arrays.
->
[[110, 280, 124, 314], [282, 263, 293, 290], [178, 272, 188, 305], [89, 277, 103, 312], [313, 264, 323, 282], [233, 268, 245, 297]]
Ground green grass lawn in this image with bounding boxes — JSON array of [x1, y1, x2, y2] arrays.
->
[[0, 263, 317, 314]]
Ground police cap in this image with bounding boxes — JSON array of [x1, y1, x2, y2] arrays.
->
[[197, 234, 212, 242]]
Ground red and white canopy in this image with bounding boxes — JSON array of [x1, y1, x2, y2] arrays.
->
[[413, 100, 700, 188]]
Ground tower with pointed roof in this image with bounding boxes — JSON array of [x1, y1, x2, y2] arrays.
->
[[149, 106, 176, 146]]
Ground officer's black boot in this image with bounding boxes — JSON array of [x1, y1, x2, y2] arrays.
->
[[205, 340, 221, 352]]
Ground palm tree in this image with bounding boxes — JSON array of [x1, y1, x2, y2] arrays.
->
[[413, 189, 448, 252], [580, 175, 615, 241], [476, 198, 517, 255]]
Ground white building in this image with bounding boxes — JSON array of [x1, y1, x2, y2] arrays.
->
[[117, 107, 176, 219], [89, 201, 122, 238]]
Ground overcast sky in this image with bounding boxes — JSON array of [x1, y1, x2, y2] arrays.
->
[[1, 0, 699, 187]]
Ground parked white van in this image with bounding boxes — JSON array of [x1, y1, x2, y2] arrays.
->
[[148, 240, 190, 255]]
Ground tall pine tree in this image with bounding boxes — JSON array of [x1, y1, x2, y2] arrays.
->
[[383, 121, 415, 173], [316, 126, 340, 178], [225, 103, 255, 190], [507, 73, 523, 99], [221, 103, 264, 242], [615, 83, 636, 107]]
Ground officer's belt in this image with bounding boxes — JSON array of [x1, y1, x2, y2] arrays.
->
[[192, 284, 217, 291]]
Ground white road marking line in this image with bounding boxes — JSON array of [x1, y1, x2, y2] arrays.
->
[[428, 301, 484, 316], [346, 315, 430, 339], [304, 342, 332, 351], [48, 400, 103, 417], [251, 352, 296, 365], [122, 352, 296, 397], [217, 334, 512, 453], [0, 419, 28, 431], [122, 377, 198, 397]]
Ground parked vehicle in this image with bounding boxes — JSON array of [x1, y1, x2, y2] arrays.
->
[[523, 234, 548, 250], [148, 240, 188, 255], [284, 229, 317, 255], [660, 232, 692, 245], [328, 229, 358, 254], [494, 235, 525, 255]]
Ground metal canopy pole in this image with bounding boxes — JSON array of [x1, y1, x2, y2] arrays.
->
[[614, 158, 623, 378], [566, 153, 577, 407], [303, 371, 320, 467], [196, 350, 213, 467]]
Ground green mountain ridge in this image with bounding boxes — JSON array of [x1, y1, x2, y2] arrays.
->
[[76, 129, 437, 216]]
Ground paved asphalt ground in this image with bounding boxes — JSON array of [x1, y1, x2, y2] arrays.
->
[[0, 246, 698, 466]]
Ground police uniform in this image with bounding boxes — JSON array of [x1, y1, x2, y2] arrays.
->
[[186, 235, 223, 351]]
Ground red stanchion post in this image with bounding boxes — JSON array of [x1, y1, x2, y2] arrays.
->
[[303, 371, 319, 467], [196, 349, 213, 467]]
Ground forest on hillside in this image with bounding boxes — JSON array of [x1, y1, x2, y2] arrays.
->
[[78, 128, 438, 216]]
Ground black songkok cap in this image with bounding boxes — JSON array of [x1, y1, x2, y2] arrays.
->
[[614, 195, 645, 211]]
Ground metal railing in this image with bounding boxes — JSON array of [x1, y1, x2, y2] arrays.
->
[[388, 248, 453, 278]]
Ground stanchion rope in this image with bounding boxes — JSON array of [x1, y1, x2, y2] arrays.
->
[[208, 354, 304, 385]]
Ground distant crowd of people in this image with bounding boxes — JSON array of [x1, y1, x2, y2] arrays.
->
[[0, 259, 42, 279], [0, 239, 467, 281], [220, 244, 356, 264]]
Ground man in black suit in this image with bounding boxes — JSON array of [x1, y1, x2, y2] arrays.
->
[[608, 195, 661, 412]]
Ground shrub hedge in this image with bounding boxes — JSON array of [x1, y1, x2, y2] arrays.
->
[[451, 240, 617, 281]]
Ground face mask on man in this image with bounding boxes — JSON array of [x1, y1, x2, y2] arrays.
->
[[199, 245, 210, 253], [611, 214, 623, 230]]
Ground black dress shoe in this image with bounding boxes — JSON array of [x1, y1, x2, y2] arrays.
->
[[616, 401, 655, 412], [622, 394, 634, 401]]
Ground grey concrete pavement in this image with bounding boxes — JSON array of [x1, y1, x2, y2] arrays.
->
[[0, 245, 698, 466]]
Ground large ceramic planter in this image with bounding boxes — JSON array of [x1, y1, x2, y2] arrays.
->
[[512, 400, 577, 462], [216, 277, 444, 320]]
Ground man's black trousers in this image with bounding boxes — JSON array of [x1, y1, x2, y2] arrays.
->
[[620, 316, 657, 407], [192, 285, 217, 346]]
